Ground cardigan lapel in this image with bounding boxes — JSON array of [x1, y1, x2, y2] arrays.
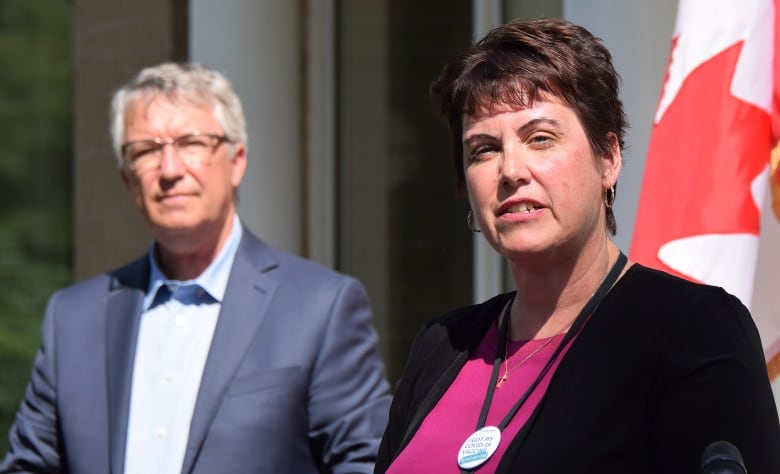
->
[[397, 293, 512, 455], [105, 258, 149, 474], [180, 231, 278, 474]]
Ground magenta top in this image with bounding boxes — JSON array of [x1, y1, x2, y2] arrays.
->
[[386, 321, 575, 473]]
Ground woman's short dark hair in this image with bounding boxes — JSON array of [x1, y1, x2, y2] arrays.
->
[[430, 17, 628, 234]]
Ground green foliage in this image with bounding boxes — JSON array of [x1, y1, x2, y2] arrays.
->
[[0, 0, 73, 454]]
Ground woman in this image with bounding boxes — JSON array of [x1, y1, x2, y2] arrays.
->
[[376, 18, 780, 474]]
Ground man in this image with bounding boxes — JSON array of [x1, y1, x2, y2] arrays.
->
[[1, 62, 391, 473]]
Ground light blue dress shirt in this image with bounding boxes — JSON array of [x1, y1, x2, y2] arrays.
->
[[124, 216, 242, 474]]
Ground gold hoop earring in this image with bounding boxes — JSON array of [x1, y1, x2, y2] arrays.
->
[[603, 185, 616, 209], [467, 209, 481, 233]]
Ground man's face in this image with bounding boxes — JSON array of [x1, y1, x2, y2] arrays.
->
[[119, 96, 246, 247]]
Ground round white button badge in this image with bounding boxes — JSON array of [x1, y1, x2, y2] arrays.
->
[[457, 425, 501, 470]]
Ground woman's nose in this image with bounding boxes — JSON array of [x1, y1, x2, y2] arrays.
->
[[499, 145, 530, 185]]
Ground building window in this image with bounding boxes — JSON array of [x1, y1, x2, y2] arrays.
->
[[336, 0, 473, 381]]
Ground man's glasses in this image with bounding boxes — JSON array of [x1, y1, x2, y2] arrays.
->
[[121, 131, 232, 173]]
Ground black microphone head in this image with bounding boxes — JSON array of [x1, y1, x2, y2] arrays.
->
[[700, 440, 747, 474]]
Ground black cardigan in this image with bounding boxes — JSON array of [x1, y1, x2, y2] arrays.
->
[[376, 264, 780, 473]]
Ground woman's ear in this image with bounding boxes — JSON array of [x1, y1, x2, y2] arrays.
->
[[602, 132, 622, 187]]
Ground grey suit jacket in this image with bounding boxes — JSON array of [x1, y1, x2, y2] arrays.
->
[[1, 228, 391, 473]]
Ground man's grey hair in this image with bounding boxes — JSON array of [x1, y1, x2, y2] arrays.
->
[[109, 62, 248, 165]]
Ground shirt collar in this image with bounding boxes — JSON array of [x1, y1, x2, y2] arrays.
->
[[144, 215, 243, 310]]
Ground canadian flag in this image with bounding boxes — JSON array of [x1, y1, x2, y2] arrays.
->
[[629, 0, 780, 401]]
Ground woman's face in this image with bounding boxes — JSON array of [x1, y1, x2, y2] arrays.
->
[[461, 95, 620, 264]]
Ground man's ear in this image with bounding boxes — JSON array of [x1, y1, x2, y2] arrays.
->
[[120, 168, 136, 191], [120, 168, 130, 187], [230, 143, 248, 188]]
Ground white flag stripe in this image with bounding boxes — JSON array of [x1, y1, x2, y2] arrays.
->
[[656, 0, 773, 123], [659, 233, 759, 306]]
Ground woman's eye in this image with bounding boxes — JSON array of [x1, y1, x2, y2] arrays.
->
[[469, 146, 497, 162], [529, 134, 553, 147]]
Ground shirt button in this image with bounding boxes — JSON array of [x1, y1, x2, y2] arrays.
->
[[175, 314, 186, 327], [165, 372, 175, 382], [155, 427, 167, 438]]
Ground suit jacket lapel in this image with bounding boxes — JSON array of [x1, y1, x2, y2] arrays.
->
[[105, 257, 149, 474], [181, 230, 278, 474]]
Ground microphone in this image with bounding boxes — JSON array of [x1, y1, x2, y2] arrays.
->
[[700, 440, 747, 474]]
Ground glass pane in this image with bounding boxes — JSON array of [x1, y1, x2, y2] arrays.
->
[[504, 0, 562, 22], [337, 0, 473, 382], [0, 0, 73, 452]]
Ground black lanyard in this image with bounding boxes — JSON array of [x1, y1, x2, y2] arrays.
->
[[462, 252, 627, 473]]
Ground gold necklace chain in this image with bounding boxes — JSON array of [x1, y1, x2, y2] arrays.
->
[[495, 334, 557, 389]]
